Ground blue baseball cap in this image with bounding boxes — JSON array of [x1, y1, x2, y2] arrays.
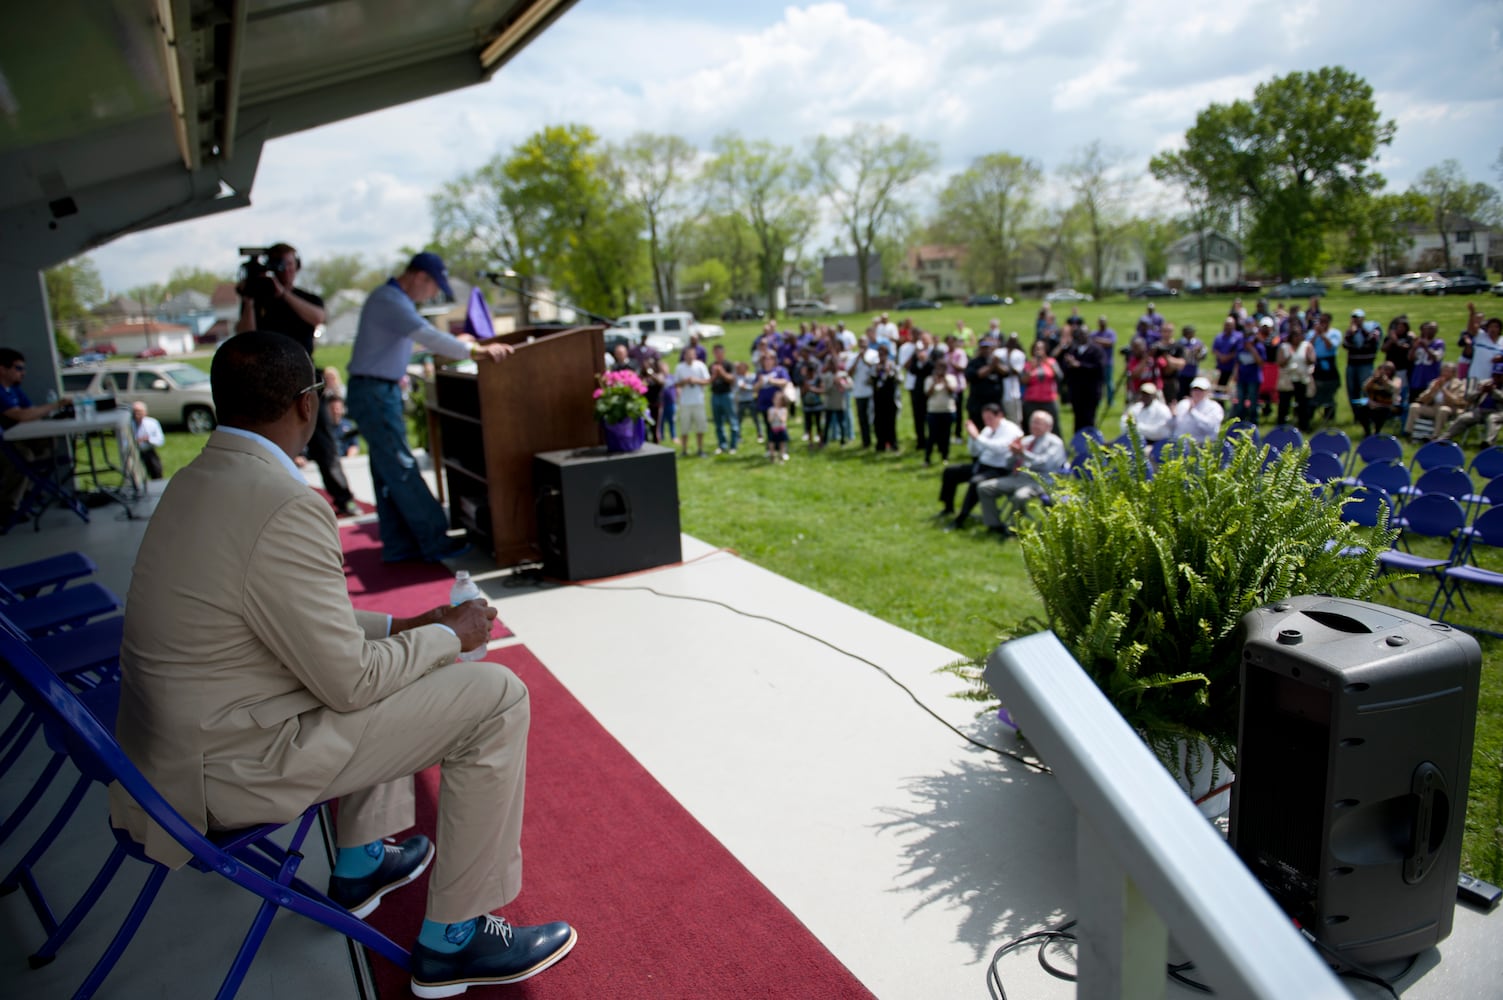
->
[[407, 252, 453, 300]]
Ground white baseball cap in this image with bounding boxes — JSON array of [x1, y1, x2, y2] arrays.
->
[[1191, 376, 1212, 391]]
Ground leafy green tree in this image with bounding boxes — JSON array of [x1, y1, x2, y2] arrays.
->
[[684, 213, 762, 304], [300, 253, 378, 301], [704, 134, 815, 317], [615, 133, 701, 310], [811, 125, 936, 311], [1149, 148, 1233, 287], [1349, 190, 1429, 274], [679, 259, 730, 318], [44, 256, 105, 337], [932, 152, 1042, 296], [164, 265, 229, 298], [504, 125, 645, 317], [1175, 67, 1394, 280], [1412, 160, 1502, 269], [1062, 141, 1134, 295]]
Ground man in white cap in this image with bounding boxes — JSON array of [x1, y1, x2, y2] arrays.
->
[[1173, 376, 1225, 443], [1120, 382, 1174, 441]]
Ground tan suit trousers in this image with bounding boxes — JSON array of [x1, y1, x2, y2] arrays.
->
[[204, 659, 530, 924]]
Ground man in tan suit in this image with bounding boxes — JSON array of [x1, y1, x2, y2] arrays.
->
[[112, 331, 575, 996]]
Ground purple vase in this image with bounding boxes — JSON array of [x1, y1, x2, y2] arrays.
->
[[602, 417, 646, 453]]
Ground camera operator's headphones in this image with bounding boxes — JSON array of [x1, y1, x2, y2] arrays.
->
[[273, 253, 302, 272]]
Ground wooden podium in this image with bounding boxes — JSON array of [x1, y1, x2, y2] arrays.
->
[[426, 324, 606, 567]]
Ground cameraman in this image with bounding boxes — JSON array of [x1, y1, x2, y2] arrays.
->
[[237, 243, 358, 517]]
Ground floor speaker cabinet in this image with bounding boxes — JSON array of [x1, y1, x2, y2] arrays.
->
[[533, 444, 682, 582], [1230, 596, 1481, 968]]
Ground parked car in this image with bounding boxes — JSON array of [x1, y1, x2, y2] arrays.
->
[[893, 298, 942, 310], [1341, 270, 1379, 289], [785, 299, 837, 317], [964, 293, 1013, 307], [1044, 288, 1093, 303], [1350, 274, 1399, 294], [67, 352, 109, 366], [1493, 280, 1503, 297], [136, 346, 168, 359], [59, 362, 217, 433], [1270, 279, 1327, 298], [720, 305, 764, 321], [612, 311, 724, 356], [1386, 272, 1445, 295], [1127, 282, 1178, 298], [1426, 274, 1491, 296]]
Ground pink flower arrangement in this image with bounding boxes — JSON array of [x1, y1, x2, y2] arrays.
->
[[593, 368, 649, 423]]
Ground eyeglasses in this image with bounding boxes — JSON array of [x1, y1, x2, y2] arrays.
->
[[297, 380, 324, 399], [10, 364, 24, 372]]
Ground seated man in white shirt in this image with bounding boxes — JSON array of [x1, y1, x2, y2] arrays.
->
[[1173, 376, 1225, 443], [1119, 383, 1173, 442], [978, 410, 1068, 537], [937, 403, 1023, 530]]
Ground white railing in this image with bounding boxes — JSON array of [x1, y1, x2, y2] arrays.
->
[[985, 632, 1346, 999]]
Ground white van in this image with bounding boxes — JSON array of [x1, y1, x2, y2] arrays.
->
[[612, 311, 724, 356]]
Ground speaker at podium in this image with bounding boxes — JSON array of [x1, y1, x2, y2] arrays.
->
[[1231, 596, 1481, 968], [533, 444, 682, 581]]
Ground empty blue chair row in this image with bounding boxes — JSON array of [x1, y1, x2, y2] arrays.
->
[[0, 553, 97, 600]]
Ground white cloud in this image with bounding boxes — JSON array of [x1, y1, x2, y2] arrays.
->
[[85, 0, 1503, 292]]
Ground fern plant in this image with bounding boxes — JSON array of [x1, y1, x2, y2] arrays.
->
[[971, 431, 1395, 776]]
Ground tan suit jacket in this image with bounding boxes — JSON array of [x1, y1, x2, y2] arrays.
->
[[110, 430, 460, 866]]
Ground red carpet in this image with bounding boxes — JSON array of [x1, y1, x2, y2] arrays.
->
[[312, 485, 377, 516], [340, 522, 513, 640], [336, 535, 872, 998]]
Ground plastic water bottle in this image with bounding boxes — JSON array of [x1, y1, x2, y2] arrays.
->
[[449, 571, 489, 661], [78, 394, 94, 419]]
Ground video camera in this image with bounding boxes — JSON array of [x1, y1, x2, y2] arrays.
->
[[237, 246, 287, 300]]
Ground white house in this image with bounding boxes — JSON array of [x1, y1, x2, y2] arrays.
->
[[86, 320, 195, 356], [1401, 214, 1493, 274], [1165, 231, 1242, 289], [822, 254, 883, 313]]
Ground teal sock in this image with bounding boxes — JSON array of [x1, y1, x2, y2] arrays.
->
[[332, 840, 383, 878], [418, 917, 477, 953]]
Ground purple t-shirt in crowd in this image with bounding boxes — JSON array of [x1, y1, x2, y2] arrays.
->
[[1236, 339, 1266, 382], [1212, 330, 1243, 372]]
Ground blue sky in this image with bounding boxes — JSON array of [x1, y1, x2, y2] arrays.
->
[[90, 0, 1503, 293]]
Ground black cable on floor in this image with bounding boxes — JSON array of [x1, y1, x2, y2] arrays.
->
[[576, 577, 1052, 774]]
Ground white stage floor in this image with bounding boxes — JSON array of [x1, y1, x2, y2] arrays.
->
[[2, 452, 1498, 998]]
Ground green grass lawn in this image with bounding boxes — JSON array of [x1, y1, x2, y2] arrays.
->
[[148, 291, 1503, 879]]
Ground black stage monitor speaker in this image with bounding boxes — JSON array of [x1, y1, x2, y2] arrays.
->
[[533, 444, 682, 582], [1230, 596, 1481, 967]]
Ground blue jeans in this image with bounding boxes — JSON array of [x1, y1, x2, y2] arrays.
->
[[712, 393, 738, 450], [826, 405, 851, 443], [1346, 362, 1373, 412], [346, 378, 455, 562], [1235, 378, 1261, 422]]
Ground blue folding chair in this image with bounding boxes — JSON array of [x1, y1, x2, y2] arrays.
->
[[1407, 438, 1465, 480], [1328, 485, 1392, 557], [1354, 460, 1410, 501], [1398, 467, 1475, 506], [1263, 424, 1303, 454], [0, 637, 413, 998], [1304, 451, 1346, 484], [1226, 420, 1259, 444], [0, 583, 121, 638], [1436, 506, 1503, 637], [1469, 446, 1503, 483], [1460, 474, 1503, 519], [1348, 433, 1402, 475], [1069, 427, 1104, 457], [1309, 428, 1352, 466], [0, 552, 97, 599], [1376, 493, 1468, 614]]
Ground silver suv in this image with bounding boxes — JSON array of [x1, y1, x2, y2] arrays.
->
[[60, 362, 217, 433]]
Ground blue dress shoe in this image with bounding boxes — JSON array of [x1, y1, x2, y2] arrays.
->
[[411, 916, 577, 998], [327, 834, 434, 918]]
